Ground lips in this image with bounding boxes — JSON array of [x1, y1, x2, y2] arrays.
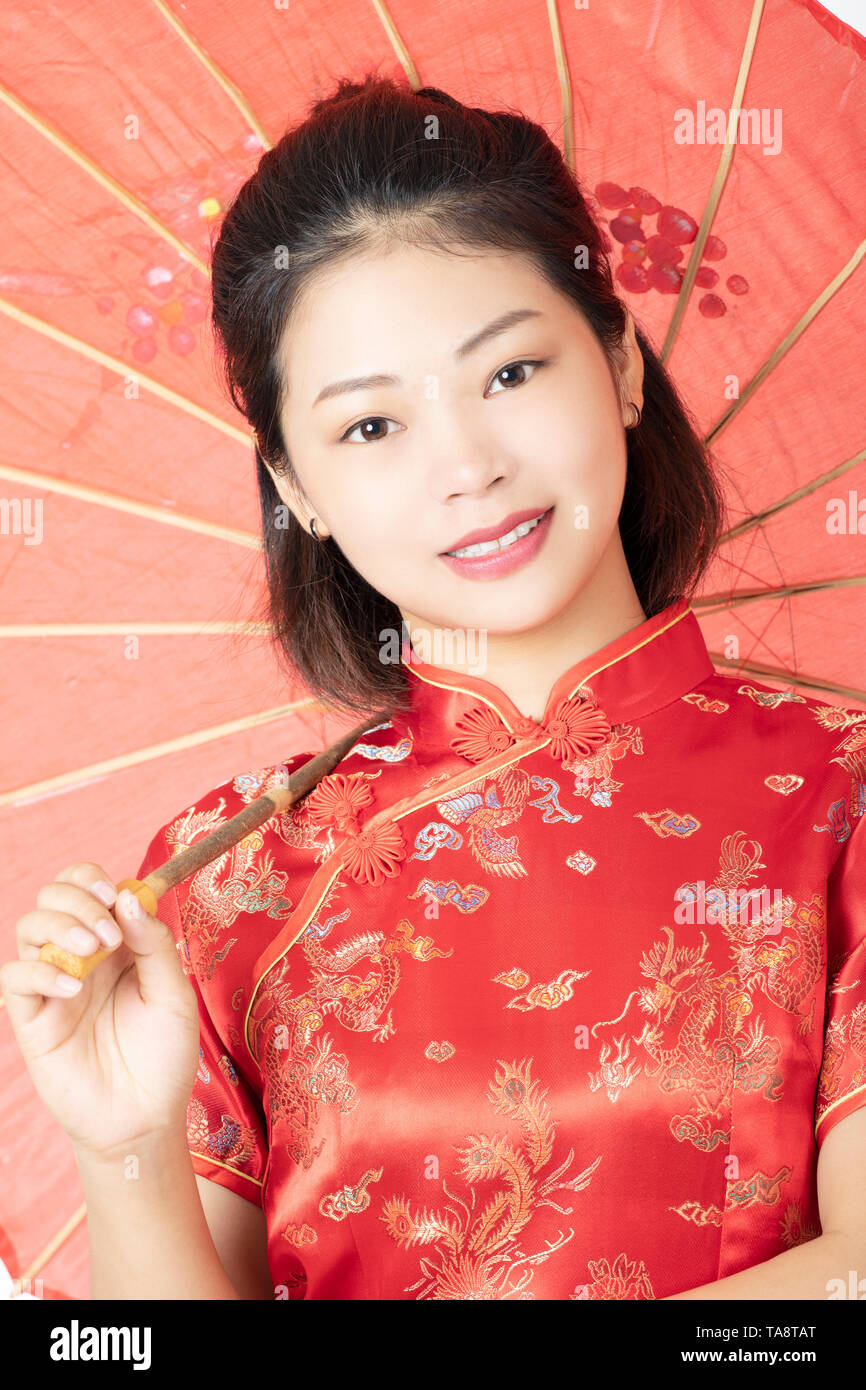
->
[[441, 506, 550, 555], [439, 506, 555, 580]]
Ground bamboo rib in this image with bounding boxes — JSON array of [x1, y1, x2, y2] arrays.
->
[[694, 577, 866, 609], [716, 448, 866, 543], [703, 240, 866, 446], [0, 461, 259, 549], [547, 0, 575, 176], [708, 654, 866, 705], [0, 622, 270, 637], [19, 1205, 87, 1285], [370, 0, 422, 89], [0, 299, 249, 446], [1, 698, 322, 809], [662, 0, 766, 364], [0, 81, 208, 276], [149, 0, 272, 148]]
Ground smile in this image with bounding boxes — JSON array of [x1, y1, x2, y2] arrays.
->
[[446, 510, 548, 558]]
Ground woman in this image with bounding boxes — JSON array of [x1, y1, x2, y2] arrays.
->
[[4, 75, 865, 1301]]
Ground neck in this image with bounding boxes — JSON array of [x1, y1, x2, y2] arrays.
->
[[401, 542, 647, 722]]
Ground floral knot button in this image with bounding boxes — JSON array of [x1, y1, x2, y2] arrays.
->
[[342, 819, 407, 886], [303, 772, 374, 829], [302, 771, 407, 886], [449, 705, 517, 762], [450, 694, 611, 765], [543, 693, 612, 762]]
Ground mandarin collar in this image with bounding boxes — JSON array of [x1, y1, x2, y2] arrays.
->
[[398, 597, 715, 734]]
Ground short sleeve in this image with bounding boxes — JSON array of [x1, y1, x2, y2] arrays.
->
[[815, 809, 866, 1149], [134, 824, 269, 1206]]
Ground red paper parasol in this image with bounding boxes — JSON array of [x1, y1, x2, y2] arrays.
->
[[0, 0, 863, 1299]]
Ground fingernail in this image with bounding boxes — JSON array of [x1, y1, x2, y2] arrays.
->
[[91, 880, 117, 907], [94, 918, 123, 948], [69, 925, 97, 953], [120, 889, 144, 920], [56, 974, 82, 994]]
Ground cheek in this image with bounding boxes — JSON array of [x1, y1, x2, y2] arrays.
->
[[557, 446, 628, 544], [325, 480, 406, 568], [517, 375, 619, 464]]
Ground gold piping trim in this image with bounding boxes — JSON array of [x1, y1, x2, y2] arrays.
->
[[0, 299, 250, 446], [0, 622, 270, 637], [716, 449, 866, 544], [0, 80, 208, 276], [547, 0, 575, 175], [702, 239, 866, 445], [370, 1, 422, 88], [401, 664, 525, 735], [149, 0, 272, 149], [402, 604, 692, 730], [1, 698, 321, 809], [695, 577, 866, 610], [190, 1150, 264, 1188], [708, 653, 866, 705], [661, 0, 766, 365], [815, 1082, 866, 1137], [244, 728, 553, 1059], [566, 604, 692, 700], [19, 1204, 86, 1283], [0, 462, 259, 549]]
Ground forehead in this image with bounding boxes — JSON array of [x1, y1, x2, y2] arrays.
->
[[277, 245, 575, 410]]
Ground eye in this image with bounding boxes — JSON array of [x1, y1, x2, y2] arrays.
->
[[486, 359, 548, 395], [338, 416, 402, 445]]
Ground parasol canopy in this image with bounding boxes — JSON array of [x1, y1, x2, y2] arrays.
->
[[0, 0, 863, 1299]]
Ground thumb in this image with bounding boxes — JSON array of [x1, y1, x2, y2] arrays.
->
[[114, 888, 190, 1007]]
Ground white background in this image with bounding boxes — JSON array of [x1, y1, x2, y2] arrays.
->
[[820, 0, 864, 36]]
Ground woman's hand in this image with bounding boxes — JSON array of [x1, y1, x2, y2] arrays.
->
[[0, 863, 200, 1159]]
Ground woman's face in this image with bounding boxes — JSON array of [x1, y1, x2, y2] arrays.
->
[[270, 243, 643, 639]]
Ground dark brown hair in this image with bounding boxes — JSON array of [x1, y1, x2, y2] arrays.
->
[[210, 73, 728, 717]]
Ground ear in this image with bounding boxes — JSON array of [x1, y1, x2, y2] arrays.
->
[[613, 306, 645, 426], [262, 460, 319, 534]]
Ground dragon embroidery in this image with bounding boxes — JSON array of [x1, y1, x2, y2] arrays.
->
[[380, 1057, 602, 1300], [249, 915, 452, 1169], [590, 831, 825, 1150]]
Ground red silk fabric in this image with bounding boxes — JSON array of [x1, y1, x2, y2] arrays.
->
[[136, 597, 866, 1299]]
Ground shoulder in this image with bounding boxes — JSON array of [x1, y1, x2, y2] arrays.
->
[[135, 749, 324, 978], [691, 667, 866, 762], [685, 668, 865, 852], [159, 750, 320, 855]]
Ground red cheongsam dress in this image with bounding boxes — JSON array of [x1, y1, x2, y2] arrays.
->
[[134, 596, 866, 1299]]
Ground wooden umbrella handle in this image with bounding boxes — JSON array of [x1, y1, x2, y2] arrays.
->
[[38, 708, 392, 982]]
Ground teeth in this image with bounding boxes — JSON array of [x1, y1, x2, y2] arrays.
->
[[448, 511, 546, 559]]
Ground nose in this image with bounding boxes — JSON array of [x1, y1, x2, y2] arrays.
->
[[431, 426, 515, 503]]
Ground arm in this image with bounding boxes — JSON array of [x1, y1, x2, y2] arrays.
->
[[194, 1175, 274, 1300], [662, 1230, 858, 1299], [76, 1127, 243, 1300], [663, 1107, 866, 1300]]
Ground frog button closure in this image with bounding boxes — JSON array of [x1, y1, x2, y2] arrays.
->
[[303, 771, 407, 886], [450, 692, 612, 765]]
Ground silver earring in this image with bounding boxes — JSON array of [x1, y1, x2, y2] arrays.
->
[[628, 402, 642, 428], [309, 517, 322, 540]]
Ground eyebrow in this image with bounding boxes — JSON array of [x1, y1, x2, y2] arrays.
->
[[311, 308, 544, 408]]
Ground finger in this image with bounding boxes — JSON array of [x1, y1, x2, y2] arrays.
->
[[0, 957, 85, 1030], [51, 863, 118, 910], [17, 907, 124, 961], [32, 884, 124, 951], [113, 889, 188, 1008]]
